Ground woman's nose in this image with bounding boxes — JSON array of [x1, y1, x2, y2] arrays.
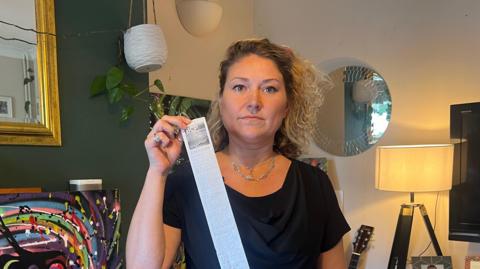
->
[[246, 89, 262, 114]]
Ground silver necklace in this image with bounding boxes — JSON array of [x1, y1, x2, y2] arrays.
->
[[231, 156, 276, 182]]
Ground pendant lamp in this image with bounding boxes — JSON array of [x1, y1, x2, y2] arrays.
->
[[123, 0, 168, 73], [176, 0, 223, 37]]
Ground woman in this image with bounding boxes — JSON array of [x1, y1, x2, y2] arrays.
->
[[126, 39, 350, 268]]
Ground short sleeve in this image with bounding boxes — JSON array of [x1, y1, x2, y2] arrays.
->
[[319, 171, 350, 252], [163, 171, 184, 228], [163, 191, 182, 228]]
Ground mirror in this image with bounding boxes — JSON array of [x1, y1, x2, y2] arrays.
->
[[0, 0, 61, 146], [313, 65, 392, 156]]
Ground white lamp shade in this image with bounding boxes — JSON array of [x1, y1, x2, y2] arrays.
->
[[124, 24, 168, 73], [375, 144, 454, 192], [176, 0, 223, 37]]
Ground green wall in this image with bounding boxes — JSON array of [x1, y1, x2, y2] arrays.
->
[[0, 0, 149, 258]]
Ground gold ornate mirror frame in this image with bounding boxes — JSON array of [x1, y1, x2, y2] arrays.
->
[[0, 0, 61, 146]]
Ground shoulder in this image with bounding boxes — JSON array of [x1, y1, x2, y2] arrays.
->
[[290, 159, 330, 184], [290, 159, 336, 202]]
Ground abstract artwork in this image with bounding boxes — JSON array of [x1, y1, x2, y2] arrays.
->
[[0, 190, 121, 269]]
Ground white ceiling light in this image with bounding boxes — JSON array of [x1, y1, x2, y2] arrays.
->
[[176, 0, 223, 37]]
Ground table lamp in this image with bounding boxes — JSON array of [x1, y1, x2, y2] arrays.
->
[[375, 144, 454, 269]]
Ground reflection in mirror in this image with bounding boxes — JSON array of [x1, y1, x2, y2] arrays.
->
[[0, 0, 61, 145], [313, 66, 392, 156], [0, 0, 39, 123]]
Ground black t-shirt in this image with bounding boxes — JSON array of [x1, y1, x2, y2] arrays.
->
[[164, 159, 350, 269]]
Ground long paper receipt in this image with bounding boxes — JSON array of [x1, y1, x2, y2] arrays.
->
[[181, 117, 250, 269]]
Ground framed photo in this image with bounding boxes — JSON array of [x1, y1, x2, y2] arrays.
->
[[299, 157, 328, 173], [0, 96, 13, 118], [465, 256, 480, 269], [411, 256, 453, 269]]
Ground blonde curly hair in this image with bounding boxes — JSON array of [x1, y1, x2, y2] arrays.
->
[[207, 38, 331, 158]]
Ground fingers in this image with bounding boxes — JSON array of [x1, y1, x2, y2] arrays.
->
[[152, 132, 169, 147], [147, 115, 192, 148], [151, 115, 191, 139]]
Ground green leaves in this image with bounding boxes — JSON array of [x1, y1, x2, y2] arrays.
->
[[90, 75, 106, 96], [120, 106, 134, 122], [90, 66, 166, 123], [106, 67, 124, 89], [108, 87, 123, 104], [90, 67, 125, 97], [154, 79, 165, 92]]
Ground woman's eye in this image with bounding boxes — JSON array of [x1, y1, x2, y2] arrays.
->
[[263, 86, 278, 93], [232, 85, 245, 92]]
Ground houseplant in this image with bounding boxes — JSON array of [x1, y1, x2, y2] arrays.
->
[[90, 0, 168, 123], [90, 65, 165, 122]]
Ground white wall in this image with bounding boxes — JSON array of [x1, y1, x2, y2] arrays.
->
[[149, 0, 254, 100], [254, 0, 480, 268]]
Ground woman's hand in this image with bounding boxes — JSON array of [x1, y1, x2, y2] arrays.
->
[[145, 115, 191, 176]]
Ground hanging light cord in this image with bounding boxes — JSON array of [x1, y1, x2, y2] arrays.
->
[[128, 0, 156, 27], [128, 0, 134, 28], [0, 19, 55, 36], [143, 0, 147, 24], [152, 0, 158, 24], [0, 19, 55, 46]]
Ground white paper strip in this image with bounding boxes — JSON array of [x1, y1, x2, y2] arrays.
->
[[181, 117, 250, 269]]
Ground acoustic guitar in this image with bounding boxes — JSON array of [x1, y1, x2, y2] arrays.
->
[[348, 225, 374, 269]]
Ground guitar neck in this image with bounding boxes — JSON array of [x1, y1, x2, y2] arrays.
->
[[348, 253, 360, 269]]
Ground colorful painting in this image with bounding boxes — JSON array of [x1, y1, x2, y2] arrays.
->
[[0, 190, 121, 269]]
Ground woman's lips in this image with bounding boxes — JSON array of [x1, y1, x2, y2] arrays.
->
[[239, 115, 264, 120]]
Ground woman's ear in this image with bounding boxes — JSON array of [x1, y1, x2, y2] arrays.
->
[[283, 103, 289, 119], [217, 94, 223, 108]]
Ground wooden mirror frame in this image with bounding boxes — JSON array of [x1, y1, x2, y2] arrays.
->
[[0, 0, 61, 146]]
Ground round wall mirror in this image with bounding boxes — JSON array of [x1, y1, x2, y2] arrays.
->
[[313, 65, 392, 156]]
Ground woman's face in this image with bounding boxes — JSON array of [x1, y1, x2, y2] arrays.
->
[[219, 54, 288, 146]]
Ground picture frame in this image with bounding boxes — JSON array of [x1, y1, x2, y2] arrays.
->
[[465, 256, 480, 269], [411, 256, 453, 269], [0, 96, 13, 118], [299, 157, 328, 173]]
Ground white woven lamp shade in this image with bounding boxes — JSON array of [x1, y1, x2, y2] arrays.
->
[[176, 0, 223, 37], [124, 24, 168, 73], [375, 144, 454, 192]]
